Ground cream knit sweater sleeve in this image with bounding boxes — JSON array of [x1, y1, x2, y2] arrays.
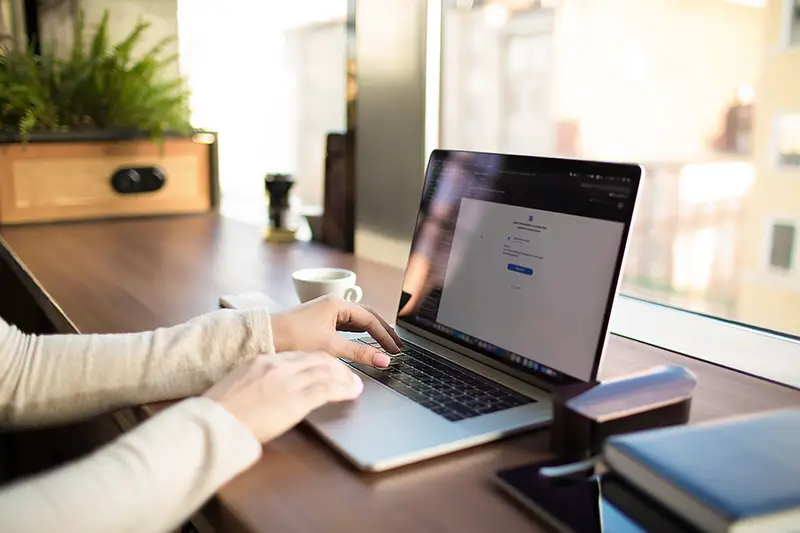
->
[[0, 309, 275, 533]]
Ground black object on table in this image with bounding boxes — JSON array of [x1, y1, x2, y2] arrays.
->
[[264, 173, 294, 230], [493, 460, 701, 533], [550, 365, 696, 461]]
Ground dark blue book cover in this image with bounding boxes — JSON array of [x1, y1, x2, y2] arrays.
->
[[604, 409, 800, 533]]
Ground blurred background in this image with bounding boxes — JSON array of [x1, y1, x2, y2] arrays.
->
[[3, 0, 798, 338], [432, 0, 799, 337]]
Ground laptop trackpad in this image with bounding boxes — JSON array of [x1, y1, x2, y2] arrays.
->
[[305, 375, 470, 470]]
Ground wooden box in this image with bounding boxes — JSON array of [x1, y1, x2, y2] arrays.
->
[[0, 132, 219, 225]]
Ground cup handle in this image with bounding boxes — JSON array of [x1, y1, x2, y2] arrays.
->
[[344, 285, 363, 304]]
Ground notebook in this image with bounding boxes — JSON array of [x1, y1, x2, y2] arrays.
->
[[604, 409, 800, 533]]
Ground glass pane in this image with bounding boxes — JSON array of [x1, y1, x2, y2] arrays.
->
[[439, 0, 800, 337]]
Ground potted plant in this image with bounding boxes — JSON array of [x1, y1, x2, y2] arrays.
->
[[0, 10, 218, 225]]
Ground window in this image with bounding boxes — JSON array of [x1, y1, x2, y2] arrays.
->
[[437, 0, 800, 340], [769, 222, 796, 270], [178, 0, 348, 225], [776, 113, 800, 167]]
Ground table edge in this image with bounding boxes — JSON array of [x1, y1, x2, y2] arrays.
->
[[0, 235, 79, 334]]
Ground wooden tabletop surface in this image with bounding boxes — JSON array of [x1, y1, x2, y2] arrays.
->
[[2, 213, 798, 533]]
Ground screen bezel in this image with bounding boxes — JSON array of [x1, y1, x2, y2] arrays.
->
[[395, 149, 644, 386]]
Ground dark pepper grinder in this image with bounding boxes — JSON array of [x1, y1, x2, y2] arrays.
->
[[264, 173, 298, 242]]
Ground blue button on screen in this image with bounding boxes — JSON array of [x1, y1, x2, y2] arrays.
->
[[508, 263, 534, 275]]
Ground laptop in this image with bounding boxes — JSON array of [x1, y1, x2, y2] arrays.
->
[[306, 149, 643, 472]]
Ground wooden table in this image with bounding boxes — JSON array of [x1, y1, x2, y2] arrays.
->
[[1, 213, 798, 533]]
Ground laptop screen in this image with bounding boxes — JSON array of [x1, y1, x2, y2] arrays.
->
[[396, 150, 641, 384]]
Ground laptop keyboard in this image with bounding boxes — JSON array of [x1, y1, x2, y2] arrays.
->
[[344, 339, 536, 422]]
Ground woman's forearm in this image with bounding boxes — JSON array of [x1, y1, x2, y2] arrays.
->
[[0, 309, 275, 427], [0, 397, 262, 533]]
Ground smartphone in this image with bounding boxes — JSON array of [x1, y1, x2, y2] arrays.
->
[[218, 292, 286, 312], [493, 460, 699, 533]]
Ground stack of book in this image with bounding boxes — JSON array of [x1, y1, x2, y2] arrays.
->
[[603, 409, 800, 533]]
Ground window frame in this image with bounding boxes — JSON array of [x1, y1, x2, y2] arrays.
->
[[610, 296, 800, 389]]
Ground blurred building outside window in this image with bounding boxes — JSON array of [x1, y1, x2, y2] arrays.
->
[[438, 0, 800, 337]]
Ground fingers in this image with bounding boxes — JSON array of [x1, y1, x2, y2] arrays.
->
[[301, 367, 364, 409], [330, 336, 391, 368], [274, 351, 364, 402], [336, 301, 402, 354], [362, 305, 404, 350], [291, 360, 359, 390], [271, 350, 336, 372]]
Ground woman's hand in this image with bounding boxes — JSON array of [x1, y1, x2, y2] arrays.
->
[[205, 351, 363, 443], [270, 295, 403, 368]]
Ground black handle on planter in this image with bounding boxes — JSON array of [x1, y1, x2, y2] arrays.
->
[[110, 167, 166, 194]]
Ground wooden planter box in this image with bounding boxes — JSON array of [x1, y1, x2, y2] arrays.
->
[[0, 131, 219, 225]]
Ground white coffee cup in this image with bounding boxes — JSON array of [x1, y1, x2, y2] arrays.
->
[[292, 267, 363, 304]]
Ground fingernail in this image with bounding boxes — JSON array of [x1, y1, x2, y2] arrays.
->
[[372, 352, 391, 368]]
